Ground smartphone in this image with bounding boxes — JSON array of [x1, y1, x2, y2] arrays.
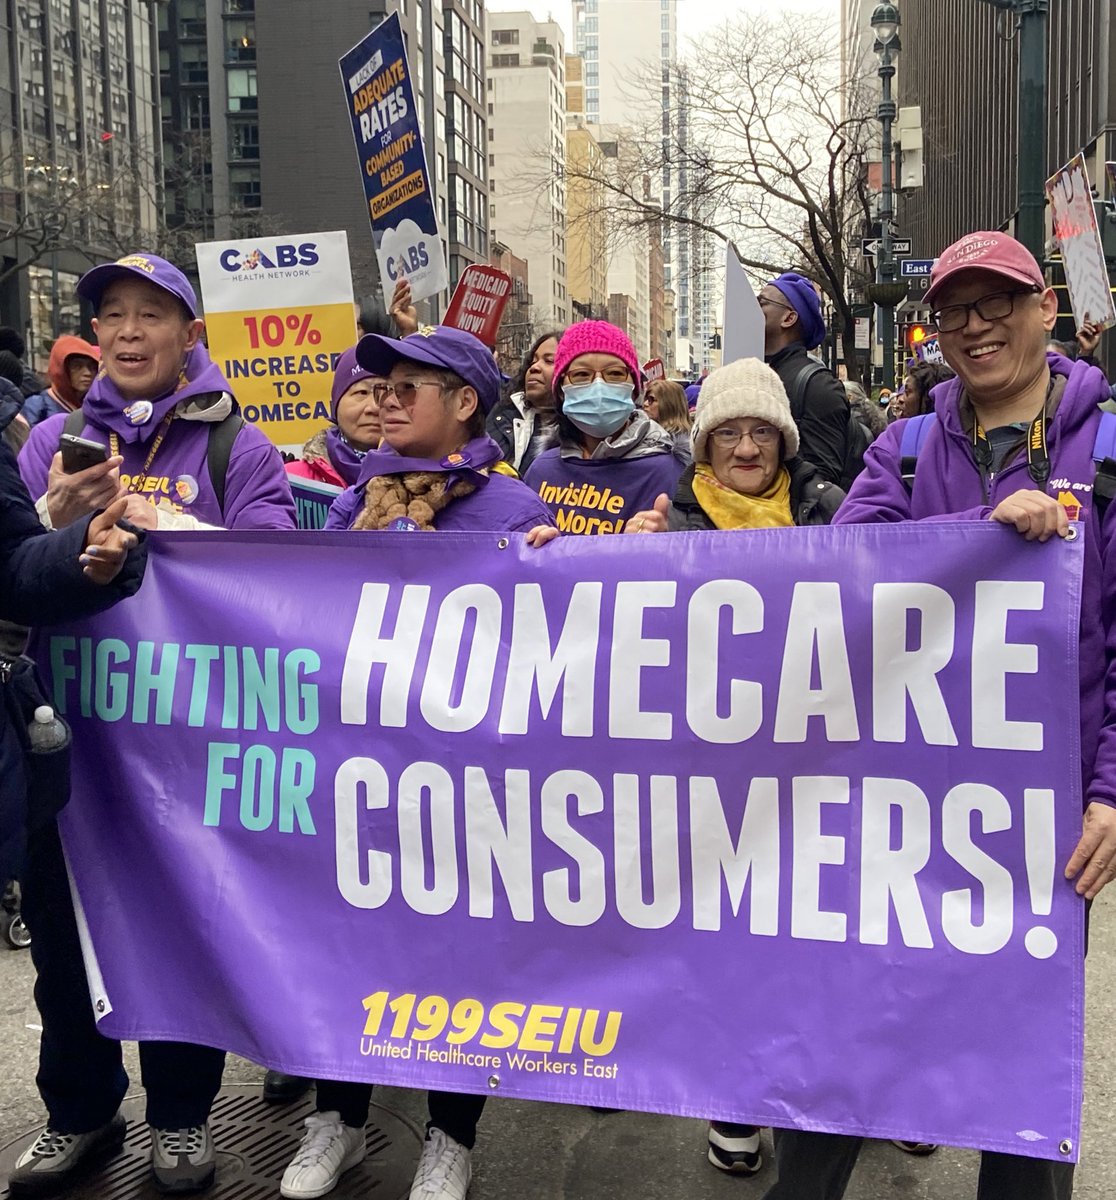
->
[[60, 434, 110, 474]]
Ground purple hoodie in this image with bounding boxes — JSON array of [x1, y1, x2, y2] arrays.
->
[[19, 408, 296, 530], [835, 353, 1115, 810], [325, 435, 556, 533]]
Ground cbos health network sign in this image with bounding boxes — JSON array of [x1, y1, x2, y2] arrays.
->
[[196, 230, 357, 451], [340, 13, 448, 303]]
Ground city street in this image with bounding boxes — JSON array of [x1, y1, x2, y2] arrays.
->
[[0, 890, 1113, 1199]]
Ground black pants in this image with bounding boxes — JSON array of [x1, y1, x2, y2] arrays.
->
[[315, 1080, 485, 1149], [762, 1129, 1074, 1200], [21, 819, 225, 1132]]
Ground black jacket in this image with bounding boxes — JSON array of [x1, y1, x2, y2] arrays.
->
[[767, 343, 850, 487], [0, 440, 146, 878], [667, 456, 845, 531]]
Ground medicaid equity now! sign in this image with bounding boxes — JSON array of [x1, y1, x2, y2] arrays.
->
[[48, 523, 1084, 1160]]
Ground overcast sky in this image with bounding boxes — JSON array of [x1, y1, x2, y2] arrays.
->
[[485, 0, 840, 50]]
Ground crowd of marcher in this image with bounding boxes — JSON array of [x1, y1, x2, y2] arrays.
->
[[1, 227, 1115, 1200]]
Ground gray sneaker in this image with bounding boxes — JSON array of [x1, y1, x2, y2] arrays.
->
[[150, 1123, 216, 1194], [8, 1115, 127, 1195]]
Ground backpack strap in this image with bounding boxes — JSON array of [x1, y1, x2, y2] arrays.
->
[[206, 413, 245, 520], [899, 412, 937, 492], [1091, 410, 1116, 520], [62, 409, 86, 439], [787, 360, 829, 422]]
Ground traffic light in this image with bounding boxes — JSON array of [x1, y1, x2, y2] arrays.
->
[[907, 323, 929, 351]]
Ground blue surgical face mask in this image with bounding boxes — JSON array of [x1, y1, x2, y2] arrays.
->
[[561, 379, 636, 439]]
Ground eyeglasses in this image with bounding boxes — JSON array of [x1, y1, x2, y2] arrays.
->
[[930, 288, 1040, 333], [709, 424, 781, 449], [757, 296, 794, 312], [564, 367, 633, 387], [381, 379, 450, 405], [639, 395, 658, 409]]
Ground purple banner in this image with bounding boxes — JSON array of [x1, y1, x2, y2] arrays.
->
[[46, 523, 1085, 1160]]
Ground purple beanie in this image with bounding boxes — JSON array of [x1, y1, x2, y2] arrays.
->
[[552, 321, 642, 399], [330, 345, 380, 419], [769, 272, 826, 351]]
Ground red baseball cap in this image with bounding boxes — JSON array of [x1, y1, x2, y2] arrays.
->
[[925, 231, 1045, 308]]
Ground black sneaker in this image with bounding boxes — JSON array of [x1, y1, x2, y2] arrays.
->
[[8, 1115, 127, 1195], [708, 1122, 764, 1175], [262, 1071, 313, 1104]]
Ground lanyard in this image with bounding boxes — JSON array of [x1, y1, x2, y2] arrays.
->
[[109, 414, 174, 496], [972, 379, 1054, 489]]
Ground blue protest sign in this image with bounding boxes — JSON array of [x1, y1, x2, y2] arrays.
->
[[339, 14, 448, 302]]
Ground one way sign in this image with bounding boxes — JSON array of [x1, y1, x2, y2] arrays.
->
[[862, 237, 912, 256]]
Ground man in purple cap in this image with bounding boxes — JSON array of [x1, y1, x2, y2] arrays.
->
[[11, 253, 295, 1198], [759, 272, 860, 488], [758, 230, 1116, 1199]]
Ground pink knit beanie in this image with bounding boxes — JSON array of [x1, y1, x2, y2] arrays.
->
[[552, 321, 642, 399]]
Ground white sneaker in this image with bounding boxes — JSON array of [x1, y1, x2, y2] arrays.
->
[[409, 1128, 472, 1199], [280, 1111, 366, 1199]]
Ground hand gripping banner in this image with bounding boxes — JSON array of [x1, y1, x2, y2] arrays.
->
[[44, 522, 1085, 1160]]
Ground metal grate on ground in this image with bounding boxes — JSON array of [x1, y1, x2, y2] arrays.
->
[[0, 1084, 422, 1199]]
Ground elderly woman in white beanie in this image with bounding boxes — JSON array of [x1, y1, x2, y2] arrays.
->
[[624, 357, 844, 537], [622, 355, 846, 1179]]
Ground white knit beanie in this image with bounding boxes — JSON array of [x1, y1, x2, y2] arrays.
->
[[691, 357, 799, 463]]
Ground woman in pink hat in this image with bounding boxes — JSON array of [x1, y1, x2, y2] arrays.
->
[[522, 321, 686, 535]]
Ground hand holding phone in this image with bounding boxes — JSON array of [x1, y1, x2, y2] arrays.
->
[[60, 434, 110, 475]]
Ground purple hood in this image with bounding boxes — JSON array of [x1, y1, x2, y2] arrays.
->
[[835, 352, 1116, 809]]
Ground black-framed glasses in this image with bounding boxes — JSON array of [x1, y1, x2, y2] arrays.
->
[[757, 296, 795, 312], [382, 379, 450, 405], [565, 366, 633, 387], [709, 424, 781, 449], [930, 288, 1040, 333]]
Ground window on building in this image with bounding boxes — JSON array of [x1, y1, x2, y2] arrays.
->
[[491, 53, 519, 68], [227, 68, 257, 110], [492, 28, 518, 44]]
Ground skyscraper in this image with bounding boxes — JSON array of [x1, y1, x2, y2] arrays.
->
[[572, 0, 683, 358], [1, 0, 162, 362]]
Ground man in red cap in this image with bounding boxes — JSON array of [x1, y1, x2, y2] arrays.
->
[[759, 232, 1116, 1198]]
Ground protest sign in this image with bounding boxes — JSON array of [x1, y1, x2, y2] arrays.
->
[[1046, 154, 1116, 331], [50, 524, 1083, 1160], [442, 266, 512, 347], [340, 13, 448, 304], [642, 359, 665, 383], [196, 231, 356, 451], [721, 242, 764, 364], [289, 475, 344, 530]]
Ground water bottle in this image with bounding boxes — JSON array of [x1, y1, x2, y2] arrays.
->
[[28, 706, 67, 752]]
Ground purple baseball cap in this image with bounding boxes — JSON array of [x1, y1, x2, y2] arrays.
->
[[356, 325, 502, 413], [78, 253, 198, 319]]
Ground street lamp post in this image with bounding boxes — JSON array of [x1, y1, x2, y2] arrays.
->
[[870, 2, 902, 390]]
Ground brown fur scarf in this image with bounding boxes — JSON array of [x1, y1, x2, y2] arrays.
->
[[351, 471, 477, 531]]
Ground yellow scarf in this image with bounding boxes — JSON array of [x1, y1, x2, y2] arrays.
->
[[691, 462, 793, 530]]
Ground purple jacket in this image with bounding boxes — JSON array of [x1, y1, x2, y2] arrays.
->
[[19, 407, 296, 530], [835, 353, 1115, 810], [524, 447, 685, 535], [325, 437, 555, 534]]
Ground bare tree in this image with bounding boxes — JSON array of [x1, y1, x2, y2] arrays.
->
[[562, 13, 880, 383]]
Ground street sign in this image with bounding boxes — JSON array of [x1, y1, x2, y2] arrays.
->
[[862, 237, 912, 257], [901, 259, 935, 277]]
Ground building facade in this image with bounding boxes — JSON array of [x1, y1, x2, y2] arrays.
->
[[487, 11, 568, 325], [1, 0, 161, 364], [566, 113, 607, 321], [572, 0, 681, 344]]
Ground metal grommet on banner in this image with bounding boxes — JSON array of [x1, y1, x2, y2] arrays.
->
[[1065, 526, 1079, 542], [487, 1074, 500, 1089], [96, 999, 105, 1013], [497, 538, 509, 550], [1059, 1139, 1073, 1156]]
